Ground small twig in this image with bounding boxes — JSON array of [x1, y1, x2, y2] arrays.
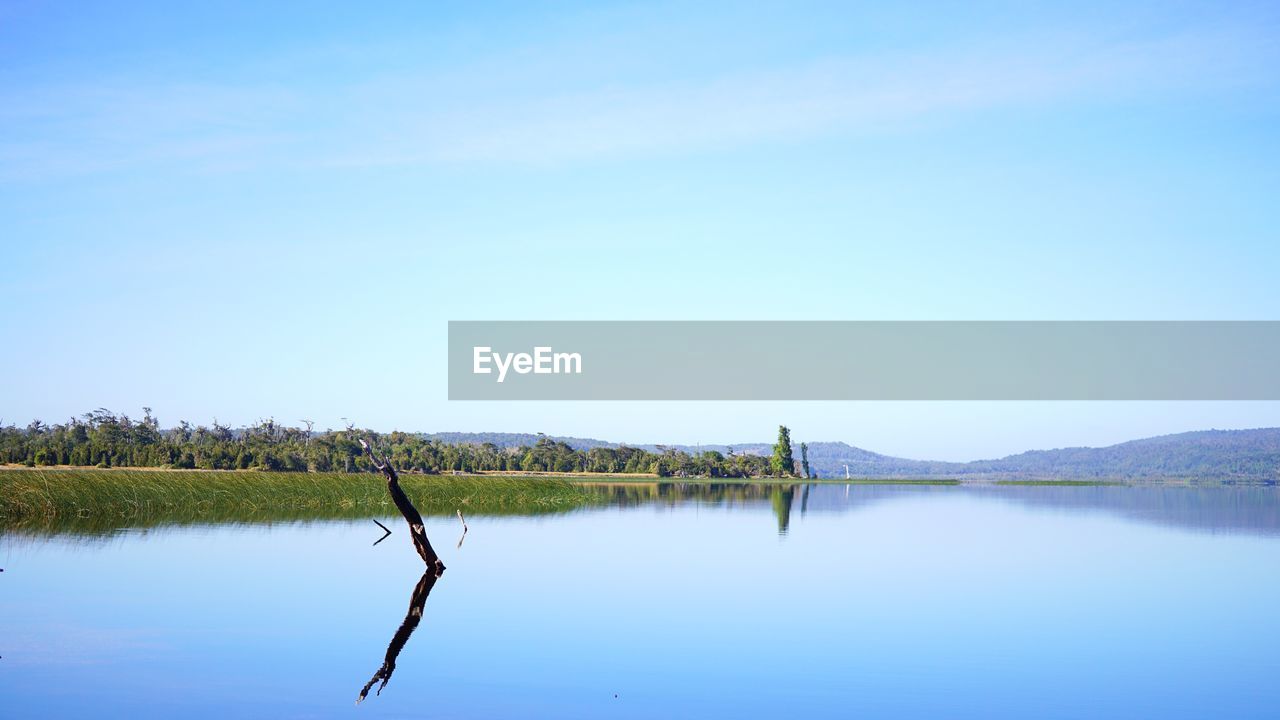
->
[[372, 518, 392, 546], [455, 510, 469, 549]]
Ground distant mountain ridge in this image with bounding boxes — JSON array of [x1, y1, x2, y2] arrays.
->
[[421, 432, 616, 450], [421, 428, 1280, 480]]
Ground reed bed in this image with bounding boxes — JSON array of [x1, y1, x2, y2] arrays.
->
[[0, 468, 594, 535]]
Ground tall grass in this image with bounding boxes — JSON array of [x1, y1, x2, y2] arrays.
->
[[993, 479, 1126, 486], [0, 468, 594, 536]]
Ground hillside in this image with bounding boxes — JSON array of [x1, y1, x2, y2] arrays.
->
[[422, 429, 1280, 480], [960, 428, 1280, 480], [421, 432, 615, 450]]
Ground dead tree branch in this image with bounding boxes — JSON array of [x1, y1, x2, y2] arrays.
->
[[361, 438, 445, 576]]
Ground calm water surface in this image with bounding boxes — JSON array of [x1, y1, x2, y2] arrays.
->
[[3, 484, 1279, 718]]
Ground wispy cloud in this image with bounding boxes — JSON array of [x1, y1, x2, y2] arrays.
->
[[329, 21, 1277, 166], [1, 19, 1274, 181], [0, 82, 301, 179]]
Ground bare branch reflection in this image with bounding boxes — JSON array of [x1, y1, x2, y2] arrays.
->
[[356, 570, 440, 704]]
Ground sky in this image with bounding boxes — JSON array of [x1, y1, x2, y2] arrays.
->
[[2, 1, 1279, 460]]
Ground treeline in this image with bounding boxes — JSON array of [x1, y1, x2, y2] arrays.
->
[[0, 409, 809, 478]]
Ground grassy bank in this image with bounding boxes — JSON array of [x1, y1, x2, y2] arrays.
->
[[0, 468, 595, 535], [0, 467, 1022, 537], [993, 479, 1128, 486], [574, 476, 961, 485]]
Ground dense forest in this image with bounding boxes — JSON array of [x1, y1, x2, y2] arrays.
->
[[4, 409, 1275, 480], [0, 409, 804, 478]]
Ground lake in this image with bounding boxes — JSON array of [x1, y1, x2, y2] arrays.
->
[[3, 483, 1279, 718]]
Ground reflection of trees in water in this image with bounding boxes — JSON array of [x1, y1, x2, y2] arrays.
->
[[979, 484, 1280, 537], [2, 491, 583, 540], [580, 482, 1280, 537], [13, 481, 1277, 545], [798, 483, 1280, 537], [772, 485, 796, 535], [584, 482, 794, 507], [582, 482, 809, 535]]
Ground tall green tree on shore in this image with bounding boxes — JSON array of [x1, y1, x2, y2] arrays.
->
[[771, 425, 794, 477]]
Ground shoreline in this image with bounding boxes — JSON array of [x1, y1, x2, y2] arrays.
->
[[1, 464, 1267, 486]]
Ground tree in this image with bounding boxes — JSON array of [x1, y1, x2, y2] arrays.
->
[[771, 425, 794, 477], [2, 407, 799, 481], [800, 442, 811, 479]]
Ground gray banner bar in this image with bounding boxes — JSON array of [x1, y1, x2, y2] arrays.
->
[[448, 321, 1280, 400]]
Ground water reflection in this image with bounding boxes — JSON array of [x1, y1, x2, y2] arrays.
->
[[972, 483, 1280, 536], [580, 481, 1280, 537], [771, 485, 795, 535], [3, 486, 1279, 718], [5, 480, 1279, 541], [357, 570, 441, 704]]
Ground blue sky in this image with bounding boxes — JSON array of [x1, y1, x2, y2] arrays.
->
[[3, 1, 1279, 460]]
